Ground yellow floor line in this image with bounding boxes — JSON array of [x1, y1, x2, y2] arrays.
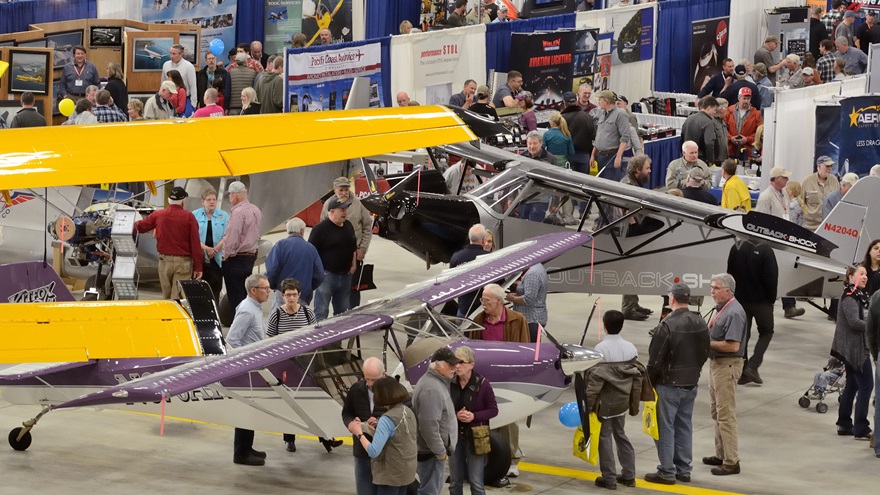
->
[[114, 410, 742, 494], [520, 461, 747, 495]]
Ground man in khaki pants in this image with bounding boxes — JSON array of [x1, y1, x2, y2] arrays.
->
[[134, 186, 203, 299], [703, 273, 746, 476]]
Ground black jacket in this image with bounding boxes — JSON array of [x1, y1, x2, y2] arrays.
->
[[810, 17, 830, 60], [341, 379, 387, 459], [681, 111, 719, 164], [718, 79, 762, 112], [647, 308, 710, 387], [561, 105, 596, 157], [682, 186, 719, 205], [105, 77, 129, 115], [196, 66, 227, 109], [727, 240, 778, 304]]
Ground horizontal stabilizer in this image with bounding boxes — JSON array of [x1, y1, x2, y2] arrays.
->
[[712, 211, 837, 257], [0, 300, 205, 364]]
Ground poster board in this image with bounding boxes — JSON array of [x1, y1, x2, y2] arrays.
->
[[691, 16, 729, 95]]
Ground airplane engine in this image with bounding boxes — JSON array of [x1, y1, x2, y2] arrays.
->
[[47, 212, 113, 265]]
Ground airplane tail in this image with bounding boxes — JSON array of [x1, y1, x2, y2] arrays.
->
[[816, 175, 880, 266], [0, 261, 76, 303]]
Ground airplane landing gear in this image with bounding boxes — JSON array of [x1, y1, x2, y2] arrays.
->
[[8, 427, 32, 451], [8, 405, 51, 451]]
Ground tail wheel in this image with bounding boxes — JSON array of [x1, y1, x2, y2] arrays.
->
[[8, 427, 32, 451]]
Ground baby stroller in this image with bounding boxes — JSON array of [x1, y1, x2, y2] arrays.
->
[[798, 357, 846, 414]]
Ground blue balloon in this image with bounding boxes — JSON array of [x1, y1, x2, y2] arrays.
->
[[209, 38, 225, 56], [558, 401, 581, 428]]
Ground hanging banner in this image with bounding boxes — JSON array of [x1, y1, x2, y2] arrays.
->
[[509, 28, 598, 115], [301, 0, 353, 46], [691, 16, 729, 95], [285, 41, 383, 112], [609, 5, 654, 66], [141, 0, 236, 67], [590, 32, 613, 93], [265, 0, 303, 55], [837, 96, 880, 177], [411, 28, 486, 105]]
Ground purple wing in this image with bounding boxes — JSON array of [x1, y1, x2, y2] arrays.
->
[[55, 314, 391, 409], [386, 231, 591, 305]]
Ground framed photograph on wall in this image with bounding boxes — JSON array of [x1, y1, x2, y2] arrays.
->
[[178, 32, 198, 65], [90, 26, 123, 48], [132, 37, 174, 72], [7, 50, 50, 94], [16, 39, 47, 48], [46, 30, 84, 69], [0, 98, 45, 129]]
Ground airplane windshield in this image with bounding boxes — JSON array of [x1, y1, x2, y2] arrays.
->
[[469, 168, 530, 215]]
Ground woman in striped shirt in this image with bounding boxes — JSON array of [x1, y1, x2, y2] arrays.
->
[[267, 278, 316, 337]]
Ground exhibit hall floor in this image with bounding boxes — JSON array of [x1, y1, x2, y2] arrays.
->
[[0, 234, 876, 495]]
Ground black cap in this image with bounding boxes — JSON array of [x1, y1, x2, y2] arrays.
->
[[327, 196, 351, 210], [669, 282, 691, 301], [618, 95, 628, 104], [169, 187, 188, 201], [734, 64, 747, 76], [431, 347, 463, 365], [562, 91, 577, 104]]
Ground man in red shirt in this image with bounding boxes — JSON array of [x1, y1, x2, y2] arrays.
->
[[193, 88, 226, 118], [134, 186, 202, 299]]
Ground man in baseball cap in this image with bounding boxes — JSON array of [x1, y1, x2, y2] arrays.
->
[[801, 155, 839, 231], [724, 85, 761, 160], [720, 63, 762, 111]]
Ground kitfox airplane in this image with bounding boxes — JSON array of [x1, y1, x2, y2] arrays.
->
[[0, 231, 601, 486], [362, 138, 878, 304]]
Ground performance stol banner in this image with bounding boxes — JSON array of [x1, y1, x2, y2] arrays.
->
[[411, 27, 486, 106], [285, 40, 383, 112], [141, 0, 236, 66], [509, 29, 599, 113], [837, 96, 880, 177], [691, 16, 729, 95]]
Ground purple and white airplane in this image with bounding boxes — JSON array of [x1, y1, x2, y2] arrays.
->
[[0, 232, 602, 478]]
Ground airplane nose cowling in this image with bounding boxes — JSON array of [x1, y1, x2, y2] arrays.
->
[[559, 344, 604, 375]]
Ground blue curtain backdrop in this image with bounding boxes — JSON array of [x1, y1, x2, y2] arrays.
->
[[366, 0, 421, 39], [485, 13, 576, 76], [654, 0, 730, 94], [235, 2, 265, 48], [0, 0, 96, 36]]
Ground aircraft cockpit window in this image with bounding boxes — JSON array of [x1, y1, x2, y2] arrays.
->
[[470, 169, 529, 215]]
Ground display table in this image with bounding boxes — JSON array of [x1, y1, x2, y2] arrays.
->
[[645, 135, 682, 189]]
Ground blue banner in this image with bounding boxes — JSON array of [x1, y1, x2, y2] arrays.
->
[[838, 96, 880, 177]]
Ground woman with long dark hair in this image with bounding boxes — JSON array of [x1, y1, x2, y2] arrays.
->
[[831, 264, 873, 438], [861, 240, 880, 295]]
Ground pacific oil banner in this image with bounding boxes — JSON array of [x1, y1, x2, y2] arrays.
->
[[691, 16, 729, 94], [509, 29, 598, 113], [837, 96, 880, 177], [285, 40, 383, 112], [142, 0, 236, 66]]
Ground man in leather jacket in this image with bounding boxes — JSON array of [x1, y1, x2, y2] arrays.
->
[[644, 283, 710, 485]]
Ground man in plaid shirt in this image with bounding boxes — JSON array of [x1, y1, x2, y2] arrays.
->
[[92, 90, 127, 123], [821, 1, 846, 32], [817, 39, 840, 83]]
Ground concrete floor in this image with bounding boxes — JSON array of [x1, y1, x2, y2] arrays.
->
[[1, 233, 878, 495]]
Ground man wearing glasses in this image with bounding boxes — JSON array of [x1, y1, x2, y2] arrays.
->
[[703, 273, 746, 476], [227, 273, 272, 466], [493, 70, 523, 108]]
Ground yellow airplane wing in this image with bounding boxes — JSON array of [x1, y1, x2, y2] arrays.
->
[[0, 300, 204, 363], [0, 106, 476, 190]]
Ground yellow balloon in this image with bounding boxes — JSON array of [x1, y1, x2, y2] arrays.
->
[[59, 98, 75, 117]]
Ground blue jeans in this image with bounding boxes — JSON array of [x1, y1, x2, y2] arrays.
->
[[416, 457, 446, 495], [354, 456, 378, 495], [314, 271, 352, 321], [654, 384, 698, 479], [837, 356, 873, 436], [596, 152, 623, 182], [449, 435, 486, 495], [518, 202, 547, 222]]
